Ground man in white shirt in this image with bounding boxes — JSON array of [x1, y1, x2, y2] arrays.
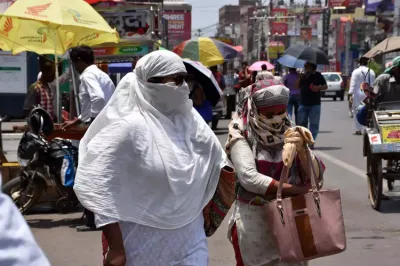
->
[[349, 57, 375, 135], [0, 174, 51, 266], [62, 45, 115, 231], [62, 45, 115, 128], [256, 64, 274, 80]]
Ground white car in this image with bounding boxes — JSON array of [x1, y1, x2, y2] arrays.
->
[[321, 72, 345, 101]]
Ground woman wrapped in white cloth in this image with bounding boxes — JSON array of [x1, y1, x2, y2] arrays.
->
[[73, 50, 227, 266]]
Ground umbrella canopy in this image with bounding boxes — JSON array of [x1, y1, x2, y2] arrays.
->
[[183, 59, 222, 106], [249, 61, 275, 71], [85, 0, 123, 3], [282, 44, 329, 65], [363, 36, 400, 58], [173, 37, 241, 67], [277, 54, 326, 69], [0, 0, 119, 55], [277, 54, 307, 68]]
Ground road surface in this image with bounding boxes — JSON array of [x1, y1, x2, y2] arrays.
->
[[3, 100, 400, 265]]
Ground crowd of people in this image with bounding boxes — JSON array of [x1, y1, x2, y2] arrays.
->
[[4, 48, 332, 266]]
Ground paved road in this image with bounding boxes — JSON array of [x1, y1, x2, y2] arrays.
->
[[5, 100, 400, 265]]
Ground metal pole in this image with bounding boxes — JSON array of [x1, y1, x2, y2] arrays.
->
[[303, 0, 309, 46], [344, 21, 351, 76]]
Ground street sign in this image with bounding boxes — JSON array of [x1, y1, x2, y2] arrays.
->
[[322, 8, 330, 56]]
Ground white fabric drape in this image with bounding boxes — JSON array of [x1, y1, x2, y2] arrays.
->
[[74, 50, 226, 229], [0, 176, 51, 266]]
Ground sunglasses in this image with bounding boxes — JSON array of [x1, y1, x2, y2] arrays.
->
[[148, 74, 188, 86]]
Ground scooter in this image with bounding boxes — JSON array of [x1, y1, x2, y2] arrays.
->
[[2, 107, 79, 214]]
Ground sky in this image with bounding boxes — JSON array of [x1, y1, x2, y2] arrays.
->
[[185, 0, 238, 36]]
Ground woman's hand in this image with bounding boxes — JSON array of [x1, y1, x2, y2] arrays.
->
[[105, 248, 126, 266], [103, 223, 126, 266]]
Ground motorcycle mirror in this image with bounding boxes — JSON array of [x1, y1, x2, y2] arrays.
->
[[28, 107, 54, 137]]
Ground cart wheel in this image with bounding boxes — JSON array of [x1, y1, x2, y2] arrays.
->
[[56, 197, 74, 214], [388, 180, 395, 191], [367, 150, 383, 211]]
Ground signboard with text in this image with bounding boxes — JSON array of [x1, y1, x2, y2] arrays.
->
[[163, 11, 192, 49], [328, 0, 362, 7], [99, 9, 151, 40], [271, 8, 288, 21], [322, 8, 330, 56], [93, 46, 149, 57], [271, 22, 288, 35], [365, 0, 394, 14]]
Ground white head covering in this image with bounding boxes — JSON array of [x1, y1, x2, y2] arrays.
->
[[74, 50, 226, 229]]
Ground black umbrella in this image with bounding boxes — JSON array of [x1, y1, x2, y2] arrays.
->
[[183, 59, 222, 106], [283, 45, 329, 65]]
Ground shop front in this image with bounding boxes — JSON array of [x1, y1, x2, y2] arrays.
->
[[90, 0, 164, 85]]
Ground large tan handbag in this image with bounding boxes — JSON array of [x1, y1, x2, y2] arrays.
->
[[265, 145, 346, 262]]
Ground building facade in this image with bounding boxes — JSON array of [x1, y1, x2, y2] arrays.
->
[[218, 5, 241, 37]]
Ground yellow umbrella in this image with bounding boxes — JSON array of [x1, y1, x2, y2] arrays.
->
[[0, 0, 119, 121], [0, 0, 119, 55]]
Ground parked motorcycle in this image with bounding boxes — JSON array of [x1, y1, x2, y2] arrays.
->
[[2, 107, 79, 214]]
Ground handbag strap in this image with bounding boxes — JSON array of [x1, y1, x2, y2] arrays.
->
[[276, 134, 319, 202]]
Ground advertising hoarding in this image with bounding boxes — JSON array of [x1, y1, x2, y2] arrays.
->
[[365, 0, 394, 14], [100, 9, 151, 39], [322, 8, 330, 56], [300, 27, 312, 41], [271, 22, 288, 35], [381, 125, 400, 143], [271, 8, 288, 21], [93, 46, 149, 57], [328, 0, 362, 7], [0, 51, 27, 94], [271, 8, 288, 35], [163, 11, 192, 49]]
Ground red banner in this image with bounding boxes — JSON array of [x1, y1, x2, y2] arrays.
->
[[271, 22, 288, 35], [271, 8, 288, 22], [337, 22, 346, 47], [328, 0, 362, 7], [300, 27, 312, 41], [163, 11, 191, 49]]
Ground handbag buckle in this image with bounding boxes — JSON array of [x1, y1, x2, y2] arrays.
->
[[277, 205, 285, 225], [314, 195, 321, 217]]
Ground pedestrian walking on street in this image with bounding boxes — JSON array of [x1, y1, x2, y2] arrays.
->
[[226, 79, 325, 266], [284, 68, 301, 124], [256, 64, 274, 80], [297, 62, 328, 148], [62, 45, 116, 232], [190, 81, 213, 124], [73, 50, 227, 266], [349, 57, 375, 135], [210, 65, 226, 91], [239, 62, 251, 88]]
